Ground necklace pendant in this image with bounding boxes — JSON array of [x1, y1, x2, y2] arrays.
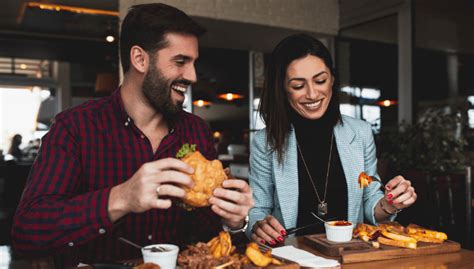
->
[[318, 202, 328, 216]]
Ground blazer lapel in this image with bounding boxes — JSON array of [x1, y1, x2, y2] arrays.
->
[[273, 128, 299, 229], [334, 121, 364, 223]]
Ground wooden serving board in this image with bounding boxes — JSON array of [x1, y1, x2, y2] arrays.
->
[[304, 234, 461, 264], [244, 261, 300, 269], [243, 255, 300, 269]]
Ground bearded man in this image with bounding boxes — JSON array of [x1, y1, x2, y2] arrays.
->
[[12, 3, 253, 265]]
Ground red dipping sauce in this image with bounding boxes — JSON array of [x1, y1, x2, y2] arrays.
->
[[332, 221, 352, 226]]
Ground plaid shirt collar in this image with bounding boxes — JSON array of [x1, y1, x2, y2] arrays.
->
[[109, 87, 181, 135]]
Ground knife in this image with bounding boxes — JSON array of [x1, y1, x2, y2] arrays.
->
[[285, 220, 325, 236]]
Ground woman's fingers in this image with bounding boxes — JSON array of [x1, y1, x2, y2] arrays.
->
[[392, 186, 415, 205], [266, 215, 286, 237], [385, 175, 417, 209], [252, 216, 285, 245], [386, 176, 410, 201]]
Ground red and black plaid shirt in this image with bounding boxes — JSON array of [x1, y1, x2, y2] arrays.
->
[[12, 89, 221, 264]]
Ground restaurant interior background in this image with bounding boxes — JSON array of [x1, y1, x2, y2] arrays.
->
[[0, 0, 473, 264]]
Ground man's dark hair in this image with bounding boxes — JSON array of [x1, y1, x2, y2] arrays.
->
[[120, 3, 206, 73]]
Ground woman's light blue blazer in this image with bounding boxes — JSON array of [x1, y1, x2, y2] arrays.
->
[[246, 115, 393, 238]]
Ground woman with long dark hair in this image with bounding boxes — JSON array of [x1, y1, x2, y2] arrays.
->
[[8, 134, 23, 161], [246, 34, 417, 245]]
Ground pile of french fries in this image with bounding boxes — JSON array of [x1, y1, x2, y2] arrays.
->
[[205, 232, 283, 267], [353, 222, 448, 249], [206, 231, 235, 259]]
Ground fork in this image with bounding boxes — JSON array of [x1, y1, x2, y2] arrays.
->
[[91, 261, 140, 268], [371, 175, 388, 192], [257, 242, 272, 253]]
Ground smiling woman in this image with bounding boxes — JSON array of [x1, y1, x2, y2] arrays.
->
[[247, 34, 417, 246], [285, 55, 334, 120]]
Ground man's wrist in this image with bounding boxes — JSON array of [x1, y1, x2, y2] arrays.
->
[[108, 185, 129, 222], [222, 216, 249, 234]]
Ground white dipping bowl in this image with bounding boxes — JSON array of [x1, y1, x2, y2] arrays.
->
[[324, 221, 354, 243], [141, 244, 179, 269]]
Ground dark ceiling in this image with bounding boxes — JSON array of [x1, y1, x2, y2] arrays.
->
[[0, 0, 118, 64], [0, 0, 250, 105]]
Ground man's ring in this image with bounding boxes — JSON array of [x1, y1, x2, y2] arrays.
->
[[156, 186, 161, 199]]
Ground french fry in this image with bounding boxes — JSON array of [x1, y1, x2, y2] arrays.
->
[[209, 240, 219, 251], [264, 250, 272, 257], [245, 244, 273, 267], [408, 233, 445, 244], [354, 223, 379, 235], [357, 231, 371, 242], [372, 241, 380, 248], [219, 232, 229, 257], [380, 222, 405, 234], [212, 243, 222, 259], [406, 224, 448, 240], [381, 229, 417, 244], [207, 236, 219, 247], [239, 256, 251, 265], [378, 236, 417, 249], [213, 260, 234, 269], [207, 231, 234, 259], [271, 258, 283, 265]]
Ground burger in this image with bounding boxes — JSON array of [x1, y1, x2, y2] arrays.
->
[[176, 144, 227, 208]]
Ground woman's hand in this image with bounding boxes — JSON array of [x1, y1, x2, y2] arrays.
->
[[384, 175, 417, 210], [250, 215, 286, 246]]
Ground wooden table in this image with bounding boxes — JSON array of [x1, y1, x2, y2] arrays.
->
[[5, 237, 474, 269], [286, 237, 474, 269]]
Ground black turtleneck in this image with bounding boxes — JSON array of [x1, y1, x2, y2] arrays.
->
[[290, 109, 348, 235]]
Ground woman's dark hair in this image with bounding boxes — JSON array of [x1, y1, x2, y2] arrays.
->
[[8, 134, 22, 154], [259, 33, 341, 163], [120, 3, 206, 73]]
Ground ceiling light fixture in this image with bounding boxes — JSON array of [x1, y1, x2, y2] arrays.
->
[[377, 100, 397, 107], [105, 35, 115, 43], [26, 2, 119, 17], [217, 93, 244, 101], [192, 99, 212, 107]]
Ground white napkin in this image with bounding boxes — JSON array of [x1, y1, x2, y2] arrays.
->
[[272, 245, 340, 268]]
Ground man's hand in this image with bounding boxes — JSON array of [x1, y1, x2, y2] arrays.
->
[[209, 178, 254, 230], [108, 158, 194, 222]]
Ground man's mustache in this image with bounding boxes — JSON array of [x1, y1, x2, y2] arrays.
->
[[172, 79, 193, 87]]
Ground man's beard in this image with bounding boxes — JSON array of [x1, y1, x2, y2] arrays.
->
[[142, 63, 183, 122]]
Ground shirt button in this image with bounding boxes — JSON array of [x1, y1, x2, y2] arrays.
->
[[68, 242, 74, 247], [140, 135, 145, 139], [124, 122, 129, 126], [99, 228, 106, 234], [148, 235, 152, 240]]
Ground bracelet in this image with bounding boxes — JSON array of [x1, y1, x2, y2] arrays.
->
[[380, 199, 402, 215], [222, 216, 249, 234]]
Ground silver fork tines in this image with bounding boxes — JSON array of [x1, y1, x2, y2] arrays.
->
[[257, 242, 272, 253]]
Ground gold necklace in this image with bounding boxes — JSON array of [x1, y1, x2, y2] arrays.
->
[[296, 131, 334, 217]]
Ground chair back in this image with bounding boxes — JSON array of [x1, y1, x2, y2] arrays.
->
[[425, 166, 472, 249]]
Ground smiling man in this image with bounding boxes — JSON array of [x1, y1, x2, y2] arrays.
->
[[12, 3, 253, 264]]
